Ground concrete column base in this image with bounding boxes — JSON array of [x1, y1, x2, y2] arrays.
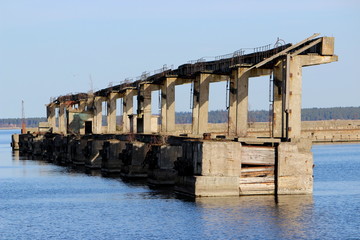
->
[[71, 138, 88, 166], [11, 134, 20, 151], [175, 176, 240, 197], [84, 139, 105, 169], [101, 140, 125, 173], [147, 169, 177, 185], [277, 138, 314, 194], [120, 141, 148, 178], [120, 165, 148, 178]]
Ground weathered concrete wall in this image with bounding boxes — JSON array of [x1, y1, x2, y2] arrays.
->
[[277, 139, 313, 194], [247, 120, 360, 143], [120, 141, 148, 178], [101, 139, 125, 173], [84, 139, 105, 168], [11, 134, 19, 150], [176, 141, 242, 197], [301, 120, 360, 143], [147, 145, 182, 185]]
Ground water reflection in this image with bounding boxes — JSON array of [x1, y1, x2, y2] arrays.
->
[[12, 150, 19, 160], [195, 195, 313, 239]]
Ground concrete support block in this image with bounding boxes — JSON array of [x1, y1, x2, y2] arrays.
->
[[147, 145, 182, 185], [84, 139, 105, 169], [201, 141, 242, 176], [101, 139, 125, 173], [159, 145, 182, 169], [11, 134, 20, 151], [277, 138, 313, 194], [175, 140, 242, 197], [120, 141, 148, 178], [71, 138, 88, 165], [176, 176, 240, 197]]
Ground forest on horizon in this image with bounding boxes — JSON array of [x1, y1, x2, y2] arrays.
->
[[1, 106, 359, 128]]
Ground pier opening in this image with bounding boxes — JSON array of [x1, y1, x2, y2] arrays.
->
[[208, 81, 228, 124], [102, 101, 108, 126], [175, 83, 192, 125], [116, 98, 123, 131], [133, 96, 138, 114], [152, 90, 161, 129], [248, 76, 271, 123], [55, 107, 59, 128], [64, 106, 68, 128]]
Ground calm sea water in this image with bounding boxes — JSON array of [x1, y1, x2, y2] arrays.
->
[[1, 129, 359, 240]]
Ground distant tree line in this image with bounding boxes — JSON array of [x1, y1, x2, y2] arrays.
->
[[176, 107, 360, 123], [301, 107, 360, 121], [0, 118, 47, 128], [1, 107, 359, 127]]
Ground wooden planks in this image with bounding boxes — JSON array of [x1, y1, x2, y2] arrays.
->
[[241, 166, 275, 178], [241, 146, 275, 165]]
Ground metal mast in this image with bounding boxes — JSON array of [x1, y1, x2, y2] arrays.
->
[[21, 100, 26, 134]]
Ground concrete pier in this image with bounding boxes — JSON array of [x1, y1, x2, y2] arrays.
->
[[12, 34, 340, 197]]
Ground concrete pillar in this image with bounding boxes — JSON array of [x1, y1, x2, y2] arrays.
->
[[161, 77, 176, 133], [272, 55, 303, 139], [123, 89, 134, 133], [59, 103, 67, 134], [143, 84, 152, 133], [79, 100, 86, 111], [192, 73, 210, 135], [47, 104, 56, 131], [287, 56, 303, 139], [228, 71, 237, 136], [107, 92, 118, 133], [277, 139, 313, 194], [235, 68, 250, 137], [93, 96, 103, 134], [273, 59, 285, 138]]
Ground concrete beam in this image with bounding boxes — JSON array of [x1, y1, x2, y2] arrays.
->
[[300, 55, 338, 67]]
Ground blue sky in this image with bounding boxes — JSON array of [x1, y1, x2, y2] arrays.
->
[[0, 0, 359, 118]]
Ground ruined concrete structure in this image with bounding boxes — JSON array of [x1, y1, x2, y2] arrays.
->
[[15, 34, 340, 197]]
